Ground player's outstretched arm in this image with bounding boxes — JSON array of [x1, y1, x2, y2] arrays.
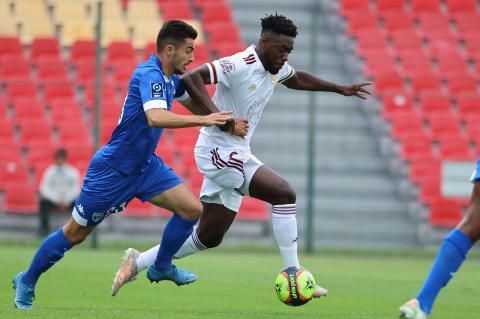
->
[[282, 70, 372, 99], [145, 108, 232, 128]]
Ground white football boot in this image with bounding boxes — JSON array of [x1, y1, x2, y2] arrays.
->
[[111, 248, 140, 296], [399, 299, 428, 319]]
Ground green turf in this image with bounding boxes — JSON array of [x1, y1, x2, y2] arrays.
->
[[1, 244, 479, 318]]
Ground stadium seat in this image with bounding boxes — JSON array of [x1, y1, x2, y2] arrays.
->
[[63, 142, 94, 167], [416, 12, 451, 33], [381, 11, 414, 31], [13, 98, 45, 122], [345, 10, 379, 34], [418, 92, 451, 115], [0, 162, 30, 186], [0, 15, 17, 36], [447, 0, 477, 13], [126, 0, 160, 21], [4, 183, 38, 214], [18, 119, 53, 144], [212, 42, 245, 58], [447, 75, 478, 95], [390, 111, 426, 141], [340, 0, 371, 15], [453, 12, 480, 34], [409, 157, 441, 184], [57, 122, 93, 146], [427, 112, 462, 141], [60, 20, 95, 47], [391, 31, 424, 51], [130, 20, 164, 49], [417, 177, 442, 204], [410, 72, 442, 94], [380, 91, 414, 119], [6, 80, 37, 101], [429, 199, 462, 228], [400, 136, 434, 161], [44, 81, 76, 101], [36, 61, 69, 83], [0, 60, 31, 81], [107, 41, 136, 62], [438, 137, 473, 160], [160, 4, 194, 20], [26, 141, 57, 168], [100, 21, 130, 47], [19, 17, 55, 44], [457, 93, 480, 115], [376, 0, 404, 12], [30, 37, 61, 61], [0, 37, 23, 58], [373, 72, 405, 92], [201, 4, 233, 25], [0, 142, 22, 167], [411, 0, 440, 12], [70, 40, 96, 64]]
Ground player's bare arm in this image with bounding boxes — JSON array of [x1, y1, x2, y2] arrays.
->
[[282, 70, 372, 99], [145, 108, 232, 128], [182, 66, 249, 138]]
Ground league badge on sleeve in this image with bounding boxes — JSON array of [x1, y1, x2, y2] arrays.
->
[[150, 81, 164, 99]]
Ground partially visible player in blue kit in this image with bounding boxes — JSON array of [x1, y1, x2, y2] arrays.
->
[[399, 159, 480, 319], [13, 20, 239, 309]]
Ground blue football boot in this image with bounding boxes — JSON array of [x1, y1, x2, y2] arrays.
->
[[147, 265, 197, 286], [13, 271, 35, 309]]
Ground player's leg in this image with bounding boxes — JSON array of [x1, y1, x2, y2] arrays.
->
[[134, 158, 202, 286], [400, 181, 480, 318], [247, 163, 327, 298], [13, 218, 95, 309], [248, 165, 299, 268]]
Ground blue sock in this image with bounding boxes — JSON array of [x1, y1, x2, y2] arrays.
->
[[22, 228, 73, 286], [154, 214, 197, 271], [417, 229, 473, 314]]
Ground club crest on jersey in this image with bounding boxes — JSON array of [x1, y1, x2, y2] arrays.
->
[[151, 81, 164, 98], [219, 59, 235, 74]]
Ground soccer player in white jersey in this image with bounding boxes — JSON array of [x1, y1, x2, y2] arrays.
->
[[112, 13, 371, 297]]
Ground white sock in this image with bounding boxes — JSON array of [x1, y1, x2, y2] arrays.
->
[[174, 227, 207, 259], [272, 204, 300, 268], [136, 245, 159, 272]]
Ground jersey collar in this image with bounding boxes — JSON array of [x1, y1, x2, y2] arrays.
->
[[150, 54, 172, 82]]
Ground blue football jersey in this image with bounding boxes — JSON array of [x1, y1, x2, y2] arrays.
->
[[99, 54, 188, 174]]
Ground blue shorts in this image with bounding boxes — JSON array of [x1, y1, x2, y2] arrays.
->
[[471, 158, 480, 182], [72, 153, 182, 226]]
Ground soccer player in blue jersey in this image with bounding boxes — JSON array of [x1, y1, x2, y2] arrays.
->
[[12, 20, 238, 309], [399, 165, 480, 318]]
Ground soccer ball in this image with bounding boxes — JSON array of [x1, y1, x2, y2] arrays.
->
[[274, 266, 316, 306]]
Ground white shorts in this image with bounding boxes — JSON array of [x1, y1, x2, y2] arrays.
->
[[194, 145, 263, 212]]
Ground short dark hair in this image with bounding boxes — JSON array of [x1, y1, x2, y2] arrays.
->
[[261, 13, 298, 38], [156, 20, 198, 52], [260, 12, 298, 38], [55, 148, 67, 159]]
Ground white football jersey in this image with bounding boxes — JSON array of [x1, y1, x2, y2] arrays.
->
[[196, 45, 295, 151]]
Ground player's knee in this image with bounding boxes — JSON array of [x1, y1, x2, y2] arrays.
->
[[271, 180, 296, 205], [64, 231, 88, 245], [197, 228, 224, 248], [178, 201, 203, 220]]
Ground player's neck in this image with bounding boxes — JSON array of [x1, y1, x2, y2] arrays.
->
[[157, 54, 174, 78], [254, 46, 267, 71]]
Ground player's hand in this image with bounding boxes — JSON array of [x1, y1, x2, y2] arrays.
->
[[231, 117, 249, 138], [203, 111, 233, 126], [339, 82, 372, 99]]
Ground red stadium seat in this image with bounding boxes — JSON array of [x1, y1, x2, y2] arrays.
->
[[30, 37, 61, 61], [447, 75, 478, 95], [44, 81, 75, 101], [340, 0, 371, 15], [427, 112, 462, 141], [418, 177, 442, 205], [13, 98, 45, 122], [211, 42, 245, 58], [389, 111, 425, 139], [345, 10, 379, 34], [429, 199, 462, 227], [0, 37, 23, 58], [160, 4, 194, 20], [447, 0, 477, 13], [143, 42, 156, 60], [0, 60, 31, 81], [0, 143, 22, 167], [416, 12, 451, 32], [438, 137, 473, 160], [49, 99, 82, 123], [464, 114, 480, 142], [63, 142, 94, 167], [18, 119, 53, 144], [381, 11, 414, 31], [400, 136, 434, 161], [376, 0, 404, 12], [380, 91, 414, 119], [206, 23, 242, 45], [391, 31, 424, 51], [36, 61, 69, 83], [26, 141, 57, 168], [410, 73, 442, 94], [409, 157, 441, 183], [453, 12, 480, 34], [57, 122, 93, 146], [418, 92, 451, 115], [457, 93, 480, 115], [0, 163, 29, 186], [107, 41, 136, 62], [373, 72, 405, 92], [201, 4, 233, 24], [70, 40, 96, 64], [411, 0, 440, 12], [6, 80, 37, 101], [4, 183, 38, 214], [0, 118, 15, 141], [85, 84, 117, 108]]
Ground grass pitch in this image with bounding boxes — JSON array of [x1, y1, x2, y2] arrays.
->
[[1, 243, 479, 319]]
